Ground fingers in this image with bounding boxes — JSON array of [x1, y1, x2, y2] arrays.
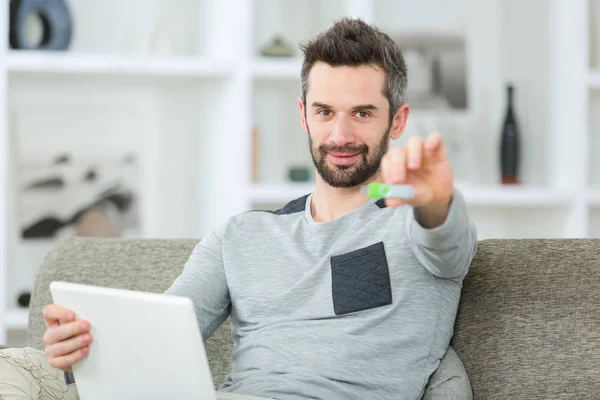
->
[[407, 136, 423, 170], [47, 345, 90, 371], [382, 147, 410, 208], [44, 318, 92, 371], [424, 132, 443, 151], [381, 136, 424, 183], [382, 147, 407, 184], [43, 304, 75, 327], [385, 198, 403, 208], [45, 332, 93, 359], [43, 320, 91, 346]]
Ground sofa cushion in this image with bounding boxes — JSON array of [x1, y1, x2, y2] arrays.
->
[[423, 346, 472, 400], [0, 347, 79, 399], [451, 239, 600, 399]]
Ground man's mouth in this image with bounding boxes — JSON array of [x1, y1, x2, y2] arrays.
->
[[328, 152, 360, 165]]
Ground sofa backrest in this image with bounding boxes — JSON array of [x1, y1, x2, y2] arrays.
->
[[28, 237, 600, 398]]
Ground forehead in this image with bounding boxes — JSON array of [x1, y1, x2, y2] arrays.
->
[[306, 62, 387, 107]]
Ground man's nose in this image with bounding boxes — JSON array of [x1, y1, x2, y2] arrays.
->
[[329, 115, 355, 147]]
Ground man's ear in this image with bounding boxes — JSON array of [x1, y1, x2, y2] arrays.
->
[[299, 97, 308, 133], [390, 103, 410, 140]]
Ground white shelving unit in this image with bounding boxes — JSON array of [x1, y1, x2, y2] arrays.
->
[[588, 72, 600, 88], [0, 0, 252, 344], [0, 0, 596, 344], [0, 0, 9, 344], [251, 58, 302, 80], [589, 190, 600, 205], [587, 0, 600, 239], [8, 51, 235, 78], [251, 182, 314, 204], [457, 185, 574, 207], [3, 308, 28, 330]]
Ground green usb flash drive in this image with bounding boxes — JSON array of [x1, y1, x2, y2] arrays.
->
[[360, 183, 414, 199]]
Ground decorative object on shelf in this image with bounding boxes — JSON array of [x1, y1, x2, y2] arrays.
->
[[288, 166, 311, 182], [260, 35, 294, 58], [17, 291, 31, 308], [391, 33, 467, 110], [9, 0, 73, 51], [151, 6, 190, 56], [19, 153, 139, 239], [74, 206, 121, 238], [500, 84, 520, 185]]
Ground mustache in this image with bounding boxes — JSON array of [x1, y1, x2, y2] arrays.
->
[[319, 144, 369, 155]]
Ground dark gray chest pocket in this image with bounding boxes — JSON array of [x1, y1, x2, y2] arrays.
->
[[330, 242, 393, 315]]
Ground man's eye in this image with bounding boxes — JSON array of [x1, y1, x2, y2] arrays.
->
[[356, 111, 370, 119], [318, 110, 331, 117]]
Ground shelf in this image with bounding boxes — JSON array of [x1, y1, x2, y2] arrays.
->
[[589, 71, 600, 88], [588, 189, 600, 206], [7, 51, 234, 78], [3, 308, 29, 330], [250, 183, 573, 207], [250, 182, 315, 203], [251, 58, 302, 80], [458, 184, 574, 207]]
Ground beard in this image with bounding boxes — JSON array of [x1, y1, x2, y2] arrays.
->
[[308, 124, 391, 188]]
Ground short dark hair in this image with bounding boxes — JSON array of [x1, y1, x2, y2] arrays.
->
[[300, 18, 408, 121]]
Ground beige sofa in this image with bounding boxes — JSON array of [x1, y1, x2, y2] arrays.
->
[[2, 237, 599, 399]]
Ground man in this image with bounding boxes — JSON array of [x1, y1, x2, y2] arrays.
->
[[42, 18, 477, 399]]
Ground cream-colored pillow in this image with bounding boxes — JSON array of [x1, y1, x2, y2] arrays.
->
[[0, 347, 80, 400]]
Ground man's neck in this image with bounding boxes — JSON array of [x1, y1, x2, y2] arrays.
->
[[310, 174, 380, 222]]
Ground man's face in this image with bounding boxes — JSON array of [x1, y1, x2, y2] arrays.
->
[[299, 62, 401, 188]]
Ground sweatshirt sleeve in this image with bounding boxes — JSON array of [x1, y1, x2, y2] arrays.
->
[[163, 220, 231, 341], [404, 187, 478, 280]]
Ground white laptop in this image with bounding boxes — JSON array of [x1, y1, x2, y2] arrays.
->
[[49, 281, 271, 400]]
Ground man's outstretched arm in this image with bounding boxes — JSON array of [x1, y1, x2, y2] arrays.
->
[[405, 188, 478, 280], [380, 132, 478, 280]]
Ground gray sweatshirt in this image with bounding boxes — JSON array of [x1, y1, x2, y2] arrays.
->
[[163, 187, 478, 400]]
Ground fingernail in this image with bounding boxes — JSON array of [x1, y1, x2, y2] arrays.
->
[[80, 321, 89, 330], [392, 174, 403, 182], [66, 312, 74, 320]]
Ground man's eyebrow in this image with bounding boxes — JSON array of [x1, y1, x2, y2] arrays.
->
[[311, 102, 379, 111], [351, 104, 378, 111]]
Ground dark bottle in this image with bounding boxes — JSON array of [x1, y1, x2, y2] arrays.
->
[[500, 84, 520, 184]]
